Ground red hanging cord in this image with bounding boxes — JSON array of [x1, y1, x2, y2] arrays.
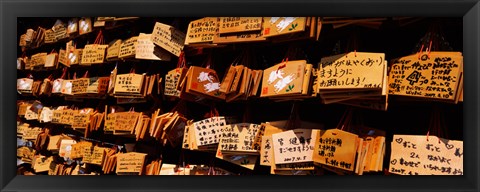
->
[[94, 30, 103, 45], [176, 51, 185, 69], [427, 40, 433, 59], [336, 109, 348, 130], [276, 58, 288, 74], [418, 44, 424, 59], [60, 67, 67, 79]]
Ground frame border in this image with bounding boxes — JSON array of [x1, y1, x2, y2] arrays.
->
[[1, 0, 479, 192]]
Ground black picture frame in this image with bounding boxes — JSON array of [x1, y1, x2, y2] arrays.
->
[[1, 0, 479, 192]]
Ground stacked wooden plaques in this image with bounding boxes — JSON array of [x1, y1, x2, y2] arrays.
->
[[69, 141, 93, 160], [164, 68, 187, 98], [223, 64, 246, 101], [31, 27, 46, 48], [83, 146, 109, 166], [254, 125, 294, 172], [106, 39, 122, 61], [60, 77, 74, 96], [190, 165, 234, 175], [19, 27, 44, 49], [65, 41, 83, 67], [119, 73, 161, 104], [17, 101, 30, 117], [181, 66, 226, 101], [350, 126, 386, 175], [158, 164, 194, 175], [32, 155, 54, 173], [220, 64, 263, 102], [25, 101, 43, 121], [316, 52, 388, 110], [22, 126, 43, 141], [116, 152, 147, 175], [262, 17, 306, 37], [38, 77, 53, 97], [260, 60, 314, 101], [102, 148, 119, 174], [103, 106, 124, 135], [38, 131, 55, 154], [174, 57, 216, 105], [84, 76, 110, 98], [58, 138, 77, 159], [267, 129, 319, 174], [50, 106, 65, 124], [30, 52, 47, 69], [86, 111, 105, 137], [38, 106, 53, 123], [17, 77, 34, 94], [149, 109, 190, 146], [17, 56, 26, 70], [16, 121, 30, 137], [258, 121, 324, 174], [388, 52, 463, 104], [182, 123, 197, 151], [44, 51, 59, 69], [130, 114, 151, 141], [79, 17, 93, 35], [49, 163, 78, 175], [389, 135, 463, 175], [70, 76, 91, 97], [17, 146, 36, 164], [112, 111, 143, 136], [135, 33, 172, 61], [182, 116, 238, 151], [118, 36, 138, 60], [184, 116, 227, 152], [63, 108, 78, 127], [265, 17, 321, 43], [145, 159, 162, 175], [185, 17, 222, 48], [312, 129, 359, 174], [218, 123, 264, 155], [34, 128, 50, 152], [80, 30, 107, 65], [23, 56, 32, 71], [164, 115, 189, 147], [151, 22, 186, 57], [19, 32, 28, 47], [112, 73, 147, 98], [100, 108, 142, 137], [213, 17, 266, 44], [67, 18, 78, 35], [53, 21, 68, 41], [70, 108, 93, 134], [214, 123, 265, 170], [148, 109, 167, 141], [44, 29, 56, 44], [31, 80, 44, 97]]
